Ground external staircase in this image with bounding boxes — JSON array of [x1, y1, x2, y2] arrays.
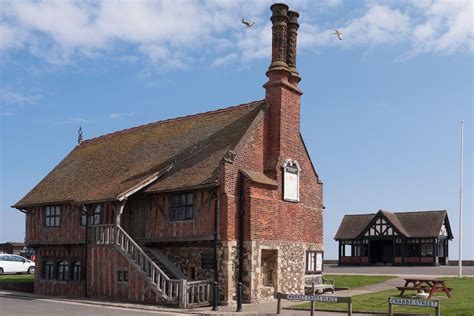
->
[[89, 224, 212, 308]]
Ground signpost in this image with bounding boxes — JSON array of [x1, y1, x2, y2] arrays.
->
[[276, 293, 352, 316], [388, 297, 440, 316]]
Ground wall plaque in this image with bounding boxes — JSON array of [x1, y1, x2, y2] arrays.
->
[[283, 159, 300, 202]]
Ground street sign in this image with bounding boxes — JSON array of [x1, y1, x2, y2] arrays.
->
[[276, 293, 352, 316], [388, 297, 440, 316]]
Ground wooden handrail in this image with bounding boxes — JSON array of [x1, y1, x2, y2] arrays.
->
[[89, 224, 211, 308]]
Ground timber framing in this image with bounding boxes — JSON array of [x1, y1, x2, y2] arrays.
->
[[335, 210, 453, 266]]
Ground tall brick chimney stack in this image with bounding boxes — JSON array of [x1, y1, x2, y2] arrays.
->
[[264, 3, 302, 174]]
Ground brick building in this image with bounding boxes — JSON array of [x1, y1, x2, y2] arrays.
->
[[335, 210, 453, 266], [13, 3, 323, 308]]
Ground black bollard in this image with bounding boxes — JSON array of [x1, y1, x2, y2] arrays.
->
[[236, 282, 243, 312], [212, 281, 219, 311]]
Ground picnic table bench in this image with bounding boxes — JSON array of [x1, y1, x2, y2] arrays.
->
[[397, 278, 452, 299], [305, 274, 335, 294]]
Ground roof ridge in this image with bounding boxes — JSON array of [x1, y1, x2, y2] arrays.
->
[[345, 213, 376, 217], [393, 210, 446, 214], [81, 99, 265, 145]]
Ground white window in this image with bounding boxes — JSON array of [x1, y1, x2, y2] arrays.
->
[[306, 251, 323, 273]]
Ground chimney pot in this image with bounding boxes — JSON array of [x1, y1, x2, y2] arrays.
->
[[267, 3, 290, 75], [287, 10, 301, 83]]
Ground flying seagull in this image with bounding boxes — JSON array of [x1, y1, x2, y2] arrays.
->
[[333, 29, 343, 40], [242, 19, 255, 28]]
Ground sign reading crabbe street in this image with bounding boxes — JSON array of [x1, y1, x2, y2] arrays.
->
[[389, 297, 439, 307]]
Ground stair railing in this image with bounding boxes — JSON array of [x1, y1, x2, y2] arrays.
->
[[89, 224, 212, 308], [89, 224, 183, 305]]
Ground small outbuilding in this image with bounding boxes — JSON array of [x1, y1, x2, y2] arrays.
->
[[0, 242, 26, 255], [334, 210, 453, 266]]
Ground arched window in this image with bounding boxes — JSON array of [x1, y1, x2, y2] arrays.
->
[[57, 261, 69, 281], [71, 261, 81, 281], [43, 260, 54, 279]]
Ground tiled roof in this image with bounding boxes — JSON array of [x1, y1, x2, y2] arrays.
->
[[241, 169, 278, 187], [334, 210, 451, 240], [14, 100, 265, 208]]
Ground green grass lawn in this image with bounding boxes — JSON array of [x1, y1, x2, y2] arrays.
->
[[0, 274, 34, 283], [293, 277, 473, 316], [325, 274, 397, 289]]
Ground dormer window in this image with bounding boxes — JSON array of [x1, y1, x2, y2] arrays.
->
[[283, 159, 301, 202]]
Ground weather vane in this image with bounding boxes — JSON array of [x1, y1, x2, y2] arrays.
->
[[77, 126, 83, 144]]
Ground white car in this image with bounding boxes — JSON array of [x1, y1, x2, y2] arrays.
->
[[0, 254, 35, 275]]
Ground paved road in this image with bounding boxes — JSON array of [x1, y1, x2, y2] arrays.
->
[[324, 264, 474, 276], [0, 292, 379, 316], [0, 294, 190, 316]]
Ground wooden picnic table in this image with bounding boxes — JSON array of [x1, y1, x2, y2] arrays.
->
[[397, 278, 452, 299]]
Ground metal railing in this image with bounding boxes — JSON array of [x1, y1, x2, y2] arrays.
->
[[89, 224, 212, 308]]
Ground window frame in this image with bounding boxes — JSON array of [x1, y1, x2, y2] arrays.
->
[[170, 192, 194, 221], [92, 204, 102, 225], [42, 260, 54, 280], [45, 206, 61, 228], [57, 260, 69, 281], [305, 251, 323, 274], [80, 204, 102, 226], [117, 270, 129, 283], [71, 261, 82, 282]]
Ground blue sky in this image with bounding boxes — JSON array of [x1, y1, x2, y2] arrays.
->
[[0, 0, 472, 260]]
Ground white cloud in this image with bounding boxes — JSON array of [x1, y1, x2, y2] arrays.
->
[[0, 88, 42, 106], [410, 0, 473, 54], [211, 53, 239, 68], [0, 0, 471, 69]]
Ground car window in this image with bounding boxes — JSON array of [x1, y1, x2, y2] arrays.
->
[[0, 255, 7, 261], [2, 255, 12, 261], [11, 256, 23, 262]]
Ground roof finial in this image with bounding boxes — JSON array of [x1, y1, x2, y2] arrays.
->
[[77, 126, 83, 144]]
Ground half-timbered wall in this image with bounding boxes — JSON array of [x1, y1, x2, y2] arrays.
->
[[121, 190, 216, 242], [87, 245, 159, 303], [26, 204, 85, 245], [35, 246, 85, 296], [26, 203, 115, 245]]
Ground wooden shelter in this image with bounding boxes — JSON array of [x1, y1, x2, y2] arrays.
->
[[334, 210, 453, 266]]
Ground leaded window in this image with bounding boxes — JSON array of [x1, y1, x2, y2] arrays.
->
[[71, 261, 81, 281], [80, 205, 101, 226], [45, 206, 61, 227], [170, 193, 194, 221], [43, 260, 54, 279], [92, 205, 102, 225], [57, 261, 69, 281]]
